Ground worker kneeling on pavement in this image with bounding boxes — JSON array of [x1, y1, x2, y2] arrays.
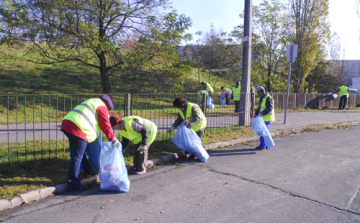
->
[[110, 116, 157, 175], [254, 86, 275, 150], [168, 97, 207, 158], [61, 94, 119, 191]]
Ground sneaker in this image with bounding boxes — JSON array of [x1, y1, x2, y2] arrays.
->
[[130, 168, 137, 173], [255, 146, 265, 150], [133, 170, 146, 175]]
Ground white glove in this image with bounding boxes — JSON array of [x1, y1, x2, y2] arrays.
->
[[111, 138, 120, 147], [138, 145, 148, 154], [167, 127, 175, 133]]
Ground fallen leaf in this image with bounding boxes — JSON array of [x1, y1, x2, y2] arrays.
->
[[215, 193, 222, 196], [239, 188, 243, 190], [224, 183, 228, 185], [160, 211, 164, 214], [108, 200, 114, 203], [135, 218, 140, 221], [101, 207, 105, 209]]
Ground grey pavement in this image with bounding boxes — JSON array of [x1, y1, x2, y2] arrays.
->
[[1, 125, 360, 222], [1, 110, 360, 144]]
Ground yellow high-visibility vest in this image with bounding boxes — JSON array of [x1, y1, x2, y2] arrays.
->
[[63, 98, 104, 142], [178, 102, 206, 132], [118, 116, 157, 145], [339, 86, 349, 98], [260, 94, 275, 123], [232, 87, 241, 101]]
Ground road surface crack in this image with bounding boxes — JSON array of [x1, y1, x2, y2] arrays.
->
[[200, 164, 360, 216]]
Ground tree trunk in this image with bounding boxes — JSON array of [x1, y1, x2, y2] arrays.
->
[[98, 52, 111, 94]]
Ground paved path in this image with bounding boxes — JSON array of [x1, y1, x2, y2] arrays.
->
[[2, 125, 360, 222], [1, 110, 360, 143]]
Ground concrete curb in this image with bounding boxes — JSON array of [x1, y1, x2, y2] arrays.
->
[[1, 120, 359, 211]]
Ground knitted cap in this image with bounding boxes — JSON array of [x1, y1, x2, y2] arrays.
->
[[100, 94, 114, 110], [256, 86, 265, 92]]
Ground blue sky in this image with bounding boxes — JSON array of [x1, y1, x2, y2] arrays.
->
[[170, 0, 360, 60]]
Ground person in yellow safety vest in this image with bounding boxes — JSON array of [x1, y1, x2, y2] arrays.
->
[[333, 85, 350, 110], [197, 90, 208, 106], [61, 94, 119, 191], [110, 115, 157, 175], [168, 97, 207, 159], [201, 82, 214, 97], [232, 81, 241, 113], [254, 86, 275, 150]]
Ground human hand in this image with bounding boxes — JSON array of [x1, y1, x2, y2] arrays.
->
[[111, 138, 120, 147], [138, 145, 148, 154], [167, 127, 175, 133], [184, 120, 192, 129]]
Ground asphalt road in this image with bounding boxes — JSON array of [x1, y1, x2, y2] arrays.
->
[[1, 110, 360, 144], [2, 125, 360, 222]]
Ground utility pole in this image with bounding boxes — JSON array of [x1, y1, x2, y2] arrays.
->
[[239, 0, 252, 126]]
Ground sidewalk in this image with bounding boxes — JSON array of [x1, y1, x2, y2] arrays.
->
[[1, 110, 360, 211]]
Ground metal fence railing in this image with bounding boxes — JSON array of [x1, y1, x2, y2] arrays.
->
[[0, 92, 359, 163]]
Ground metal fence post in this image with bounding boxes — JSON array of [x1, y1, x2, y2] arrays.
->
[[304, 93, 306, 108], [293, 93, 296, 110], [125, 93, 132, 116], [201, 94, 207, 116]]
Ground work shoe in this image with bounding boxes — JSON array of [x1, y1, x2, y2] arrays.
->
[[133, 170, 146, 175], [255, 146, 265, 150], [129, 168, 137, 173], [67, 184, 88, 191]]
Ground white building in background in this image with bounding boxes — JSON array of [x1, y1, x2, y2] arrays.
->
[[343, 60, 360, 89]]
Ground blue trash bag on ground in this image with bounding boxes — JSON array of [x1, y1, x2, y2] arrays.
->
[[207, 96, 215, 109], [171, 122, 209, 162], [251, 115, 275, 148], [220, 93, 226, 106], [100, 142, 130, 192]]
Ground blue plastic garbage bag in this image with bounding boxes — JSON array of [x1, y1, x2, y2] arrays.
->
[[251, 115, 275, 148], [100, 142, 130, 192], [171, 122, 209, 162], [220, 93, 226, 106], [207, 96, 215, 109]]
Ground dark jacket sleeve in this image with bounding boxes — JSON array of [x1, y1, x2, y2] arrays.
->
[[139, 126, 148, 146], [188, 106, 201, 123], [121, 138, 129, 149], [333, 88, 340, 94], [261, 96, 274, 116], [173, 113, 184, 128]]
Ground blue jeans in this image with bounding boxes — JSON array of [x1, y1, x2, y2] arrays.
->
[[63, 131, 96, 190], [259, 122, 271, 149]]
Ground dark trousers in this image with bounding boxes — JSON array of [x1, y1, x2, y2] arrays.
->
[[63, 131, 96, 190], [131, 143, 148, 171], [339, 96, 348, 110], [226, 98, 231, 105], [235, 100, 241, 113]]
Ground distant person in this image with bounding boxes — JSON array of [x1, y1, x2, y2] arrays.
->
[[254, 86, 275, 150], [232, 81, 241, 113], [201, 82, 214, 97], [168, 97, 207, 158], [221, 87, 232, 105], [110, 116, 157, 175], [333, 85, 350, 110], [250, 82, 255, 117], [197, 90, 208, 106], [61, 94, 119, 191]]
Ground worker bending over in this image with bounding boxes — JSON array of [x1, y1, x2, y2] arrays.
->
[[110, 116, 157, 175]]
